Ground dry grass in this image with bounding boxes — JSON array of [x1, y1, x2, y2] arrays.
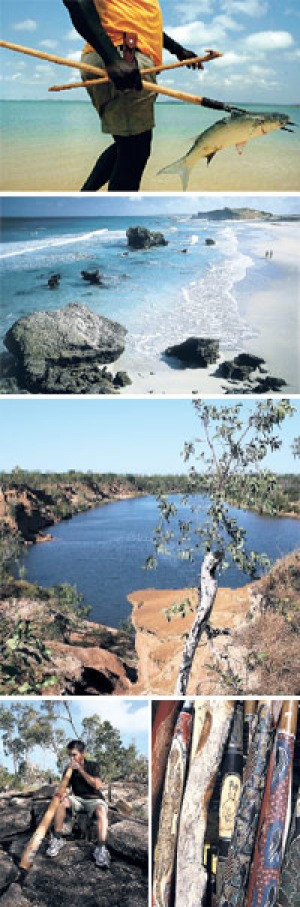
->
[[237, 549, 300, 694]]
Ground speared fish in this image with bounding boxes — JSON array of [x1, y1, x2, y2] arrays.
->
[[158, 110, 295, 190]]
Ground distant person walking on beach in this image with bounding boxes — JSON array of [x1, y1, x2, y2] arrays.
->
[[62, 0, 200, 191]]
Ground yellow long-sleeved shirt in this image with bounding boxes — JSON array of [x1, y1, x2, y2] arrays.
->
[[83, 0, 163, 65]]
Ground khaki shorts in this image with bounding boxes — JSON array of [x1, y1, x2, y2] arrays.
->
[[69, 794, 107, 818], [81, 49, 157, 136]]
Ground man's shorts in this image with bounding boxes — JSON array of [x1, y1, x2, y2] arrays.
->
[[69, 794, 108, 818], [81, 49, 157, 136]]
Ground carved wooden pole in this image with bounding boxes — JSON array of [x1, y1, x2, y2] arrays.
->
[[243, 700, 258, 771], [175, 699, 234, 907], [247, 699, 298, 907], [19, 766, 73, 872], [218, 700, 282, 907], [216, 701, 244, 899], [153, 700, 194, 907], [276, 783, 300, 907], [174, 550, 223, 695], [152, 701, 181, 852]]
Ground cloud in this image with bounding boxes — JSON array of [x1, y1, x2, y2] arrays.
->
[[66, 27, 82, 41], [174, 0, 215, 19], [12, 19, 37, 32], [66, 51, 83, 62], [76, 700, 149, 738], [222, 0, 269, 16], [244, 30, 294, 50], [164, 18, 241, 49], [40, 40, 59, 50]]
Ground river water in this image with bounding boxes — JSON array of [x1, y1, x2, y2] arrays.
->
[[20, 495, 299, 628]]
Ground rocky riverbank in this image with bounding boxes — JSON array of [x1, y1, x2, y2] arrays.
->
[[129, 550, 300, 696], [0, 782, 147, 907]]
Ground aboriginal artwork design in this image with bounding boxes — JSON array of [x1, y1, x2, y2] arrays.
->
[[248, 728, 296, 906], [217, 703, 244, 900], [175, 700, 233, 907], [276, 788, 300, 907], [153, 701, 194, 907], [152, 700, 181, 847], [218, 702, 277, 907]]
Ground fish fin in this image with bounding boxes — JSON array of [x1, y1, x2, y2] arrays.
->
[[206, 152, 216, 165], [235, 142, 247, 155], [158, 158, 190, 191]]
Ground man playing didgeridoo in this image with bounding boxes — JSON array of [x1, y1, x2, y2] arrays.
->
[[46, 739, 110, 868], [62, 0, 201, 191]]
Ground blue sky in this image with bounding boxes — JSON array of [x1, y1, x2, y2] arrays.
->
[[0, 698, 149, 772], [2, 194, 300, 218], [1, 0, 299, 103], [0, 398, 299, 474]]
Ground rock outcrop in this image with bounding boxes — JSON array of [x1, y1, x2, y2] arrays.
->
[[213, 353, 288, 393], [164, 337, 220, 368], [4, 304, 127, 394], [0, 783, 147, 907], [126, 227, 168, 249], [128, 551, 300, 696]]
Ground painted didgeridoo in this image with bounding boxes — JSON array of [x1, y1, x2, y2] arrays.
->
[[153, 700, 194, 907], [247, 700, 298, 907], [152, 701, 181, 851], [175, 700, 234, 907], [276, 783, 300, 907], [216, 701, 244, 900], [243, 701, 258, 772], [218, 700, 282, 907], [19, 765, 73, 871]]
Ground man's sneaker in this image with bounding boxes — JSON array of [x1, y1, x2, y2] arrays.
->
[[46, 836, 65, 857], [94, 844, 111, 869]]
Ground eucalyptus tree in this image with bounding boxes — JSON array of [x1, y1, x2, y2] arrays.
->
[[147, 399, 295, 694]]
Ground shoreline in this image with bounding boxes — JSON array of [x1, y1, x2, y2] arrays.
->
[[116, 224, 299, 395]]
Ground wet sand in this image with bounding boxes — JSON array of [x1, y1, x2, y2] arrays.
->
[[1, 102, 299, 192], [115, 225, 300, 396]]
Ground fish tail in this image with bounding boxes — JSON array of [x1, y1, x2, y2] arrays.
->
[[158, 157, 190, 191]]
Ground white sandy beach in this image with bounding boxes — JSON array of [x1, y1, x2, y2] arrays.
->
[[114, 224, 299, 396]]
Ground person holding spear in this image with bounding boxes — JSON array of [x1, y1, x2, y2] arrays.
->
[[62, 0, 202, 191], [46, 739, 110, 869]]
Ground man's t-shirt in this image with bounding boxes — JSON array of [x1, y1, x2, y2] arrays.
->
[[70, 760, 104, 800]]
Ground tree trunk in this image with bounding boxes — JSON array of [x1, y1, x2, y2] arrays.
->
[[174, 551, 223, 695]]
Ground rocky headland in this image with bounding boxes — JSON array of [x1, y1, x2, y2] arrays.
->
[[0, 781, 147, 907]]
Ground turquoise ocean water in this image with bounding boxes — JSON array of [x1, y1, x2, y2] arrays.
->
[[1, 101, 299, 190], [0, 214, 286, 367]]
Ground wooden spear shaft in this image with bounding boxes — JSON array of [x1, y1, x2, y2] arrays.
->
[[19, 766, 73, 872], [0, 40, 225, 108], [48, 49, 222, 92]]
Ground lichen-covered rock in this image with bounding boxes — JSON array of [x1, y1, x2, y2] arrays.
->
[[4, 304, 127, 394], [0, 884, 34, 907], [126, 227, 168, 249], [164, 337, 220, 368], [108, 820, 148, 867]]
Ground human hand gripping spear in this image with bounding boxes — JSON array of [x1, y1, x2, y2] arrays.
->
[[0, 41, 247, 116]]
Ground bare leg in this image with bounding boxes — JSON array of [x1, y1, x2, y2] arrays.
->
[[54, 795, 71, 834], [95, 803, 108, 843]]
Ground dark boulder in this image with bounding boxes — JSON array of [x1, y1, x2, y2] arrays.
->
[[4, 304, 127, 394], [164, 337, 220, 368], [81, 270, 103, 285], [252, 376, 287, 393], [113, 371, 132, 388], [126, 227, 168, 250], [0, 851, 18, 894], [205, 238, 216, 246], [214, 353, 266, 381]]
